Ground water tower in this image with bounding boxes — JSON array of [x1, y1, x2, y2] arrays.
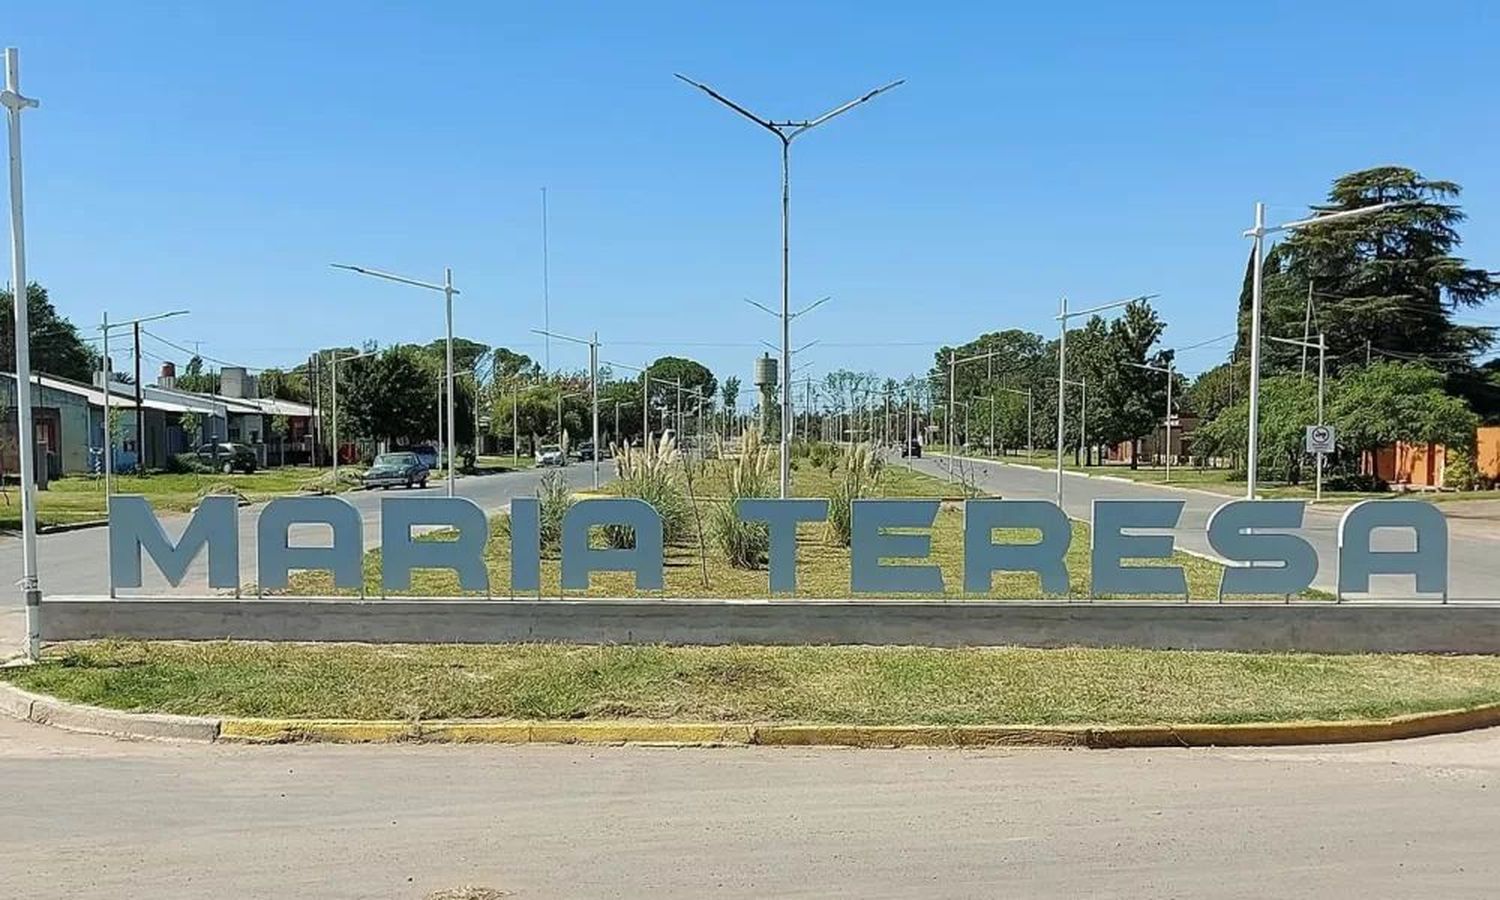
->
[[752, 353, 779, 439]]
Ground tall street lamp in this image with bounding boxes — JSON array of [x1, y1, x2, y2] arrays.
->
[[1267, 332, 1328, 501], [1055, 295, 1150, 506], [1125, 359, 1174, 482], [678, 72, 902, 500], [4, 46, 41, 657], [330, 348, 377, 488], [947, 347, 1009, 473], [1242, 201, 1393, 498], [534, 329, 601, 489], [99, 309, 190, 599], [332, 262, 460, 496], [603, 359, 652, 450]]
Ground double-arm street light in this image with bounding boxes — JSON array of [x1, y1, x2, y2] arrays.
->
[[1242, 201, 1392, 498], [330, 348, 376, 488], [603, 359, 652, 450], [332, 262, 459, 496], [1125, 359, 1175, 482], [533, 329, 600, 488], [1055, 294, 1152, 505], [1267, 332, 1329, 501], [947, 348, 1012, 469], [678, 71, 902, 500]]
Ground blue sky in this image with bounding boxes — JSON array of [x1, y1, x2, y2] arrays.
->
[[6, 1, 1498, 383]]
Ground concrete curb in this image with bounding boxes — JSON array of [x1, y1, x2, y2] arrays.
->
[[5, 682, 1500, 748], [0, 682, 220, 742]]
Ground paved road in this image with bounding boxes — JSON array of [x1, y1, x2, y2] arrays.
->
[[913, 455, 1499, 600], [2, 716, 1497, 898], [0, 463, 611, 653]]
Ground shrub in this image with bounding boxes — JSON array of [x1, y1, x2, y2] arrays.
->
[[712, 430, 775, 568], [1444, 448, 1479, 492], [826, 443, 880, 547], [165, 453, 213, 475], [536, 470, 573, 556], [610, 432, 691, 547], [1324, 471, 1389, 493]]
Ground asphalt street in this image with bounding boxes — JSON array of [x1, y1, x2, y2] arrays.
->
[[912, 454, 1500, 600], [1, 716, 1497, 898]]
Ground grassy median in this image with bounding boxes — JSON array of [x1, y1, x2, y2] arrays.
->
[[1, 467, 345, 531], [6, 641, 1500, 725], [283, 462, 1246, 600]]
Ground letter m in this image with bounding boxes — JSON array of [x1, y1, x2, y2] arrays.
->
[[109, 495, 240, 590]]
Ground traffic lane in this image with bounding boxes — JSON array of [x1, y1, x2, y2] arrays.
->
[[0, 462, 612, 600], [1, 716, 1498, 899], [913, 455, 1497, 600]]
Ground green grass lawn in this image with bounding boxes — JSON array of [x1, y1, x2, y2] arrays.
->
[[684, 457, 973, 499], [475, 454, 535, 472], [287, 462, 1258, 601], [8, 641, 1500, 725], [0, 467, 348, 531]]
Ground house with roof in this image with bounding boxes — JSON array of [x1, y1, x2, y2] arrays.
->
[[1, 363, 317, 478]]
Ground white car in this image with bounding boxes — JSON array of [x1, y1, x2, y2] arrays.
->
[[535, 444, 565, 467]]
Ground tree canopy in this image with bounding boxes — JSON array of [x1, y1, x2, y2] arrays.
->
[[0, 283, 98, 383]]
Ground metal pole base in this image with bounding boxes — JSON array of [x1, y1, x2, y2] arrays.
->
[[24, 586, 41, 661]]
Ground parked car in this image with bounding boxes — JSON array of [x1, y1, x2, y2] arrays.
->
[[901, 439, 923, 459], [194, 442, 257, 474], [535, 444, 566, 467], [361, 452, 430, 490], [574, 441, 611, 461]]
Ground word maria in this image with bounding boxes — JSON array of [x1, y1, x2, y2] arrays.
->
[[108, 495, 1449, 598]]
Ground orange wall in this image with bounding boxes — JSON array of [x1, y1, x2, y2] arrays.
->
[[1478, 427, 1500, 480], [1364, 442, 1446, 487]]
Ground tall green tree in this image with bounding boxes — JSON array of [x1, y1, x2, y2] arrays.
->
[[0, 283, 98, 382], [1238, 167, 1498, 374], [342, 345, 438, 446], [645, 356, 716, 423], [1330, 362, 1478, 460]]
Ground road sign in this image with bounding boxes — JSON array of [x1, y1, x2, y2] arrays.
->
[[1305, 424, 1336, 455]]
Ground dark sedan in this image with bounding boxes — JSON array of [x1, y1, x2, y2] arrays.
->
[[361, 452, 431, 490]]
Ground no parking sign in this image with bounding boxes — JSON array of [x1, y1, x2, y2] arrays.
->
[[1305, 424, 1336, 455]]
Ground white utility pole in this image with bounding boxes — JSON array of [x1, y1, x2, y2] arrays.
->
[[331, 263, 461, 495], [1126, 359, 1174, 482], [4, 47, 39, 658], [1242, 200, 1392, 498], [533, 329, 602, 487], [1268, 332, 1328, 501], [1055, 294, 1147, 506], [331, 348, 376, 487]]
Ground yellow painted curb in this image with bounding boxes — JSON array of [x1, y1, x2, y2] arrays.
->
[[214, 703, 1500, 748]]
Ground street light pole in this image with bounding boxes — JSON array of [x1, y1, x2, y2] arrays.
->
[[330, 348, 376, 488], [1126, 359, 1174, 482], [1055, 294, 1149, 506], [1268, 332, 1328, 501], [331, 262, 461, 496], [1242, 200, 1393, 498], [679, 74, 902, 499], [98, 308, 189, 599], [532, 328, 601, 488], [2, 46, 40, 657]]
